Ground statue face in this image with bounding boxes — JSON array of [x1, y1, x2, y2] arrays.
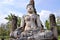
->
[[27, 5, 34, 13]]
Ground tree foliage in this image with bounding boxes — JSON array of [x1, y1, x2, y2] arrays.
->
[[45, 16, 60, 35], [45, 20, 50, 30], [56, 16, 60, 35], [17, 16, 21, 27], [0, 23, 10, 39], [5, 13, 21, 27]]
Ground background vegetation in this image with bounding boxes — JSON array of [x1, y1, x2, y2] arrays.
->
[[0, 13, 60, 40]]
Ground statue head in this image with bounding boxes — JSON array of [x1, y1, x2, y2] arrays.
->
[[26, 0, 37, 14], [26, 4, 37, 14], [27, 0, 37, 14], [26, 4, 34, 13]]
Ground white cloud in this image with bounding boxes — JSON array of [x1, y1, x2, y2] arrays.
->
[[0, 12, 8, 24], [38, 10, 51, 23], [37, 10, 56, 29], [0, 0, 28, 10], [0, 0, 14, 5], [55, 10, 60, 16], [5, 0, 13, 2], [8, 10, 23, 17], [35, 0, 42, 5], [0, 10, 24, 24]]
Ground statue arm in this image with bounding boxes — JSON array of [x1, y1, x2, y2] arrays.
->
[[36, 15, 42, 29], [20, 16, 25, 31], [10, 16, 26, 38]]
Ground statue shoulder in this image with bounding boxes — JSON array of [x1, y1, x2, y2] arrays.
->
[[22, 14, 29, 18], [22, 15, 25, 18], [36, 14, 40, 17], [22, 15, 26, 18]]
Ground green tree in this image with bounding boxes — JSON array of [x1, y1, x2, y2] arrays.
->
[[5, 13, 21, 27], [45, 20, 50, 30], [45, 16, 60, 35], [17, 16, 21, 27], [0, 23, 9, 39], [56, 16, 60, 35], [56, 16, 60, 24], [5, 13, 14, 34], [5, 13, 14, 21]]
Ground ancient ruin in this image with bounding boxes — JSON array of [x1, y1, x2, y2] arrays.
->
[[10, 0, 58, 40], [49, 14, 58, 40]]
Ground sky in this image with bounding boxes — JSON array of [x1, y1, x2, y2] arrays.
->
[[0, 0, 60, 27]]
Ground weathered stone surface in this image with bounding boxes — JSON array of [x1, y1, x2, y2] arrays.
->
[[49, 14, 58, 40], [11, 15, 17, 31], [12, 29, 53, 40], [9, 0, 58, 40], [10, 15, 17, 40]]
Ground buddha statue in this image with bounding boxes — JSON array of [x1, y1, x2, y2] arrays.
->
[[10, 0, 58, 40], [10, 2, 43, 39], [20, 4, 42, 31], [18, 3, 43, 38]]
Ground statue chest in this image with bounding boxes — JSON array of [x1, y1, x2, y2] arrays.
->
[[25, 14, 37, 22], [24, 14, 37, 30]]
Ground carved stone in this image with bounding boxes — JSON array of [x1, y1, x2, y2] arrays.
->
[[29, 0, 37, 14], [10, 15, 17, 40], [11, 15, 17, 31], [49, 14, 58, 40], [9, 0, 58, 40]]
